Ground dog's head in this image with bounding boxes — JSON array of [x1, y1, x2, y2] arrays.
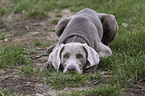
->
[[47, 42, 100, 74]]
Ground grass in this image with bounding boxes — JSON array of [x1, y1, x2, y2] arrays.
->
[[51, 19, 60, 24], [58, 84, 124, 96], [33, 39, 56, 47], [0, 0, 145, 95], [41, 72, 103, 89], [55, 14, 62, 18], [0, 45, 30, 68], [0, 34, 5, 40], [24, 9, 48, 19], [0, 89, 23, 96], [33, 39, 42, 46], [18, 67, 103, 89], [0, 8, 5, 16], [0, 32, 12, 40]]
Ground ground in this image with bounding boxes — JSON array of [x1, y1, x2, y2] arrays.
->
[[0, 0, 145, 96], [0, 9, 77, 95]]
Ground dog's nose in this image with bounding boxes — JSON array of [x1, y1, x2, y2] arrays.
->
[[67, 65, 76, 72]]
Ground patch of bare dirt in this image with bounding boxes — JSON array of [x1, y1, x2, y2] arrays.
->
[[0, 69, 38, 95], [0, 69, 55, 95], [0, 9, 75, 48], [0, 19, 58, 47]]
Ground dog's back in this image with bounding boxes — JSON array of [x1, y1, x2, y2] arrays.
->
[[76, 8, 103, 38], [56, 8, 118, 49], [59, 8, 103, 48]]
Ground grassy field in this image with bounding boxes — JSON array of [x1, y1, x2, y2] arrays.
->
[[0, 0, 145, 95]]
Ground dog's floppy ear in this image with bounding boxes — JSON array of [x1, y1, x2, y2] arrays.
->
[[100, 14, 118, 45], [47, 44, 65, 71], [82, 43, 100, 69], [55, 17, 71, 37]]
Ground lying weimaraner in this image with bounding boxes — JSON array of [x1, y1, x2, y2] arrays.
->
[[46, 8, 118, 74]]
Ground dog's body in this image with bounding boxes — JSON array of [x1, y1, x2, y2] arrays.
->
[[47, 8, 118, 74]]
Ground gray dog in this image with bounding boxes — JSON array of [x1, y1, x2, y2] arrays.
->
[[46, 8, 118, 74]]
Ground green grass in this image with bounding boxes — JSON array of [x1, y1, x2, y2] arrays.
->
[[51, 19, 60, 24], [0, 45, 30, 68], [0, 34, 5, 40], [41, 72, 103, 89], [0, 0, 145, 95], [18, 67, 103, 89], [1, 0, 144, 21], [44, 40, 56, 47], [24, 9, 48, 19], [33, 39, 42, 46], [55, 14, 62, 18], [0, 88, 24, 96], [33, 39, 56, 47], [0, 32, 12, 40], [0, 8, 5, 16], [58, 84, 124, 96]]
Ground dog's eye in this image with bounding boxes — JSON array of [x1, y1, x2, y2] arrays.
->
[[76, 53, 83, 59], [63, 53, 70, 58]]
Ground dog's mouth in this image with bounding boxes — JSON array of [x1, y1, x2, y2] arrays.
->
[[67, 71, 77, 74], [63, 68, 76, 74], [63, 67, 83, 74], [67, 70, 76, 73]]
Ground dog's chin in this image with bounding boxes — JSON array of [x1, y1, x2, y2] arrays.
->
[[63, 68, 83, 74], [64, 71, 77, 74]]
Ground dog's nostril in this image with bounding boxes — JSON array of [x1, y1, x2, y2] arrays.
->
[[67, 66, 76, 72]]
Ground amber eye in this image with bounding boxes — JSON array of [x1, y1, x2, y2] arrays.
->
[[63, 53, 70, 58], [76, 53, 83, 59]]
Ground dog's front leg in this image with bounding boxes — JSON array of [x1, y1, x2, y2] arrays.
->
[[97, 42, 112, 58]]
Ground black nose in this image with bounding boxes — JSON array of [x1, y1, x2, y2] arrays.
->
[[67, 65, 76, 72]]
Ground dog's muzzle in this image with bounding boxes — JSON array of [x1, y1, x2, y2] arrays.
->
[[63, 63, 83, 74], [67, 65, 76, 72]]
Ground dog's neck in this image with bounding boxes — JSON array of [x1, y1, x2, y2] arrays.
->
[[61, 33, 91, 46], [66, 35, 87, 44]]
